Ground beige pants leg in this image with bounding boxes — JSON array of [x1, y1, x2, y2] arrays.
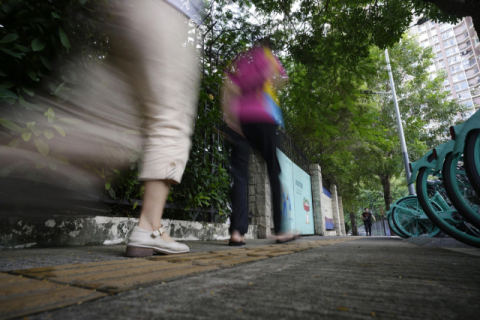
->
[[109, 0, 199, 183]]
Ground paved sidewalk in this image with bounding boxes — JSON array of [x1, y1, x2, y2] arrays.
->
[[1, 236, 480, 319]]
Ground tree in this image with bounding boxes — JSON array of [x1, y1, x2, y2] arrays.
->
[[356, 35, 467, 211], [411, 0, 479, 33]]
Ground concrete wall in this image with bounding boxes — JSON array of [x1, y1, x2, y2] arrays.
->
[[309, 164, 325, 235], [330, 184, 343, 236], [321, 190, 337, 236], [338, 196, 346, 236], [0, 213, 257, 249]]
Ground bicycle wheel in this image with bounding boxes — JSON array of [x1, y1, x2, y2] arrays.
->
[[387, 212, 408, 238], [464, 129, 480, 197], [443, 152, 480, 228], [391, 195, 440, 237], [417, 166, 480, 248]]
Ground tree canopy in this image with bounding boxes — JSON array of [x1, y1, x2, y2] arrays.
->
[[0, 0, 473, 220]]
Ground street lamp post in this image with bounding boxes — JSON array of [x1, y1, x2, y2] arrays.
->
[[384, 49, 415, 195], [361, 49, 416, 195]]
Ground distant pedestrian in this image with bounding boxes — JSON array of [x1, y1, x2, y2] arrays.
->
[[362, 208, 376, 236]]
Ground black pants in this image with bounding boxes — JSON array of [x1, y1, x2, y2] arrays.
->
[[364, 222, 372, 236], [229, 123, 282, 235]]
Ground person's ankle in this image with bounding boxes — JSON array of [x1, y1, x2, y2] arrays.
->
[[137, 219, 162, 232], [230, 230, 244, 242]]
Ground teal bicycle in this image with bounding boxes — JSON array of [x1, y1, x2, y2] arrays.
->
[[411, 142, 480, 247]]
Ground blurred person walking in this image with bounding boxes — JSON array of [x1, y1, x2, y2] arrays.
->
[[222, 39, 297, 245], [109, 0, 203, 257], [0, 0, 203, 256], [362, 208, 376, 236]]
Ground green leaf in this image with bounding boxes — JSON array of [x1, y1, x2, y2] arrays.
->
[[18, 95, 28, 107], [53, 125, 66, 137], [21, 132, 32, 141], [14, 44, 31, 52], [48, 162, 57, 171], [0, 118, 22, 131], [27, 70, 39, 82], [94, 167, 105, 179], [40, 56, 53, 70], [44, 108, 55, 123], [0, 88, 18, 99], [58, 27, 71, 50], [36, 162, 47, 169], [0, 48, 23, 59], [57, 118, 82, 124], [0, 81, 15, 89], [21, 86, 34, 96], [51, 12, 61, 19], [0, 33, 18, 44], [26, 121, 35, 129], [31, 38, 46, 52], [108, 188, 116, 199], [34, 138, 49, 156], [1, 98, 15, 105], [51, 155, 69, 164], [105, 182, 111, 190], [133, 202, 138, 210], [8, 139, 20, 148], [32, 127, 42, 137], [44, 129, 54, 139]]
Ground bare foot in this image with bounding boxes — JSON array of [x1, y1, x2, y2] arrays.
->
[[230, 230, 245, 243], [273, 233, 300, 243]]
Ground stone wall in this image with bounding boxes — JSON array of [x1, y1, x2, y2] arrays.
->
[[248, 149, 273, 238], [0, 212, 257, 249]]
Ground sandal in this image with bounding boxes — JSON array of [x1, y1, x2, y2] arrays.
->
[[228, 240, 246, 246]]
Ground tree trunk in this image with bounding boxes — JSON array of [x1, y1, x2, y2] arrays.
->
[[379, 174, 393, 211], [349, 210, 358, 236]]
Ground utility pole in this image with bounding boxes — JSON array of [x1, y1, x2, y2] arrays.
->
[[384, 49, 416, 195]]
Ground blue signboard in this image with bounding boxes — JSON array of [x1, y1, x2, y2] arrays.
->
[[293, 164, 315, 235], [277, 150, 295, 232], [277, 149, 314, 235], [323, 187, 331, 197], [325, 217, 335, 230]]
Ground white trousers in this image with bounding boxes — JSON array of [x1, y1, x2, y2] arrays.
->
[[108, 0, 200, 183]]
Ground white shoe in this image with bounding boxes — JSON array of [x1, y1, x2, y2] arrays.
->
[[126, 225, 190, 257]]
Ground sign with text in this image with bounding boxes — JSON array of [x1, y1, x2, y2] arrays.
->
[[277, 149, 315, 235]]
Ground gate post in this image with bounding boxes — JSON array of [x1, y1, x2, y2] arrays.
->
[[338, 196, 346, 236], [330, 184, 342, 236], [248, 149, 272, 239], [309, 164, 325, 235]]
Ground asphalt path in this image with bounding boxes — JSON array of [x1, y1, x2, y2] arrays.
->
[[13, 237, 480, 320]]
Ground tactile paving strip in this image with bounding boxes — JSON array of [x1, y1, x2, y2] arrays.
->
[[2, 238, 357, 319], [0, 273, 105, 320]]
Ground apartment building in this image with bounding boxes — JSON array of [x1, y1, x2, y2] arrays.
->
[[409, 17, 480, 112]]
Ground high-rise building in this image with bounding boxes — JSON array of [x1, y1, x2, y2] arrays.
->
[[409, 17, 480, 112]]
